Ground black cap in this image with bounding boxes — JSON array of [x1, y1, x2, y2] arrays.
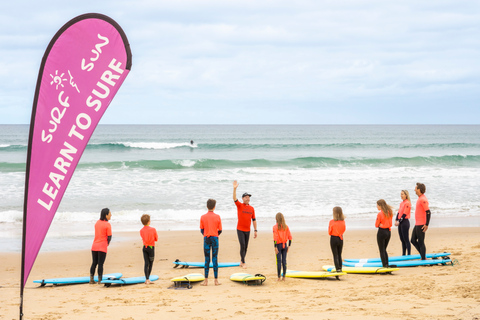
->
[[242, 192, 252, 198]]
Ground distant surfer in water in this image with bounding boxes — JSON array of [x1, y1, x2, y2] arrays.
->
[[233, 180, 257, 269], [411, 183, 431, 260], [90, 208, 112, 284], [200, 199, 222, 286], [190, 140, 194, 146], [395, 190, 412, 256]]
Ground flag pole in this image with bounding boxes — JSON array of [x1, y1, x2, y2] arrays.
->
[[20, 48, 43, 320]]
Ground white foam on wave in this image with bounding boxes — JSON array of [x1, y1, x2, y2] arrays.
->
[[173, 159, 196, 167], [120, 142, 196, 150], [0, 144, 10, 148], [0, 210, 23, 223]]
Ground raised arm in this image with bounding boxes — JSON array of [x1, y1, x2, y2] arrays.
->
[[233, 180, 239, 202]]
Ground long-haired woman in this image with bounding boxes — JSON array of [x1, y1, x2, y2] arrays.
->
[[395, 190, 412, 255], [273, 212, 292, 281], [375, 200, 393, 267], [328, 207, 346, 272], [90, 208, 112, 284]]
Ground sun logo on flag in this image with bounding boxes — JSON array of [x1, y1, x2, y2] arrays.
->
[[50, 70, 67, 90]]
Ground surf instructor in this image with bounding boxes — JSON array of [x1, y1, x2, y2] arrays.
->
[[233, 180, 257, 269], [411, 182, 431, 260]]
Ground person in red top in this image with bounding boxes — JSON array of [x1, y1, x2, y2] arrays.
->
[[273, 212, 292, 281], [200, 199, 222, 286], [375, 200, 393, 267], [90, 208, 112, 284], [411, 182, 431, 260], [233, 180, 257, 269], [140, 214, 158, 284], [328, 207, 346, 272], [394, 190, 412, 256]]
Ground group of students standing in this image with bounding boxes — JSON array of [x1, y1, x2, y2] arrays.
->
[[330, 182, 431, 270], [88, 181, 432, 285], [375, 182, 431, 267]]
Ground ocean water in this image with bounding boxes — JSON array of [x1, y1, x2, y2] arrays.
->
[[1, 124, 480, 251]]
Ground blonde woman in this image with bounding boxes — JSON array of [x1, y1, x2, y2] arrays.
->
[[273, 212, 292, 281], [395, 190, 412, 256], [328, 207, 346, 272], [375, 200, 393, 267]]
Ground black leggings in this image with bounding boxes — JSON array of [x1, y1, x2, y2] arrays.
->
[[377, 228, 391, 267], [411, 225, 426, 260], [90, 251, 107, 280], [330, 236, 343, 271], [398, 219, 411, 256], [237, 230, 250, 264], [143, 246, 155, 280], [275, 244, 288, 278]]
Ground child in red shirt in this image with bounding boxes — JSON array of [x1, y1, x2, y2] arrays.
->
[[200, 199, 222, 286], [273, 212, 292, 281], [140, 214, 158, 284], [328, 207, 346, 272]]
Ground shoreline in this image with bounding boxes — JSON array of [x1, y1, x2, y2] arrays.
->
[[1, 215, 479, 253]]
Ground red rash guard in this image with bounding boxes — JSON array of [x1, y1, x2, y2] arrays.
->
[[235, 200, 255, 232], [328, 220, 346, 240]]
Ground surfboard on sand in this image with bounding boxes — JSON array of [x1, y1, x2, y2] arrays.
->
[[170, 273, 205, 289], [285, 270, 346, 280], [171, 273, 205, 283], [342, 257, 453, 268], [33, 273, 122, 286], [102, 275, 159, 287], [322, 265, 399, 274], [230, 273, 266, 285], [173, 259, 240, 268], [344, 252, 451, 263]]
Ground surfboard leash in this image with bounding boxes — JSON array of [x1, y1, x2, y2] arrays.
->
[[255, 274, 266, 285]]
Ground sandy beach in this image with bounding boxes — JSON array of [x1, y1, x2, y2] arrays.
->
[[1, 227, 479, 320]]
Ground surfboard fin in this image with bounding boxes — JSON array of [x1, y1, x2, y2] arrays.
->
[[173, 259, 180, 268], [255, 274, 266, 285]]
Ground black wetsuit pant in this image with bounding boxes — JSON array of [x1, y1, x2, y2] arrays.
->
[[398, 219, 411, 256], [90, 251, 107, 281], [143, 246, 155, 280], [237, 230, 250, 264], [411, 225, 426, 260], [377, 228, 391, 267], [330, 235, 343, 271], [275, 244, 288, 278]]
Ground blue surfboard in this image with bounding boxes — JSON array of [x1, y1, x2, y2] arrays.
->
[[343, 257, 452, 268], [33, 273, 122, 286], [344, 252, 451, 263], [173, 260, 240, 268], [102, 275, 159, 286]]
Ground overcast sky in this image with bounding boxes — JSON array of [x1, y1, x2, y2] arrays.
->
[[1, 0, 479, 124]]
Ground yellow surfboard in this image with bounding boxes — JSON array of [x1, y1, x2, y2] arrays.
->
[[322, 265, 399, 274], [170, 273, 205, 283], [285, 269, 346, 279], [230, 273, 266, 285]]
